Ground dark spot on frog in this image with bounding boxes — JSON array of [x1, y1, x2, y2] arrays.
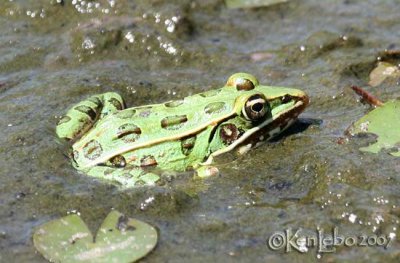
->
[[117, 215, 136, 232], [161, 115, 188, 129], [117, 109, 136, 119], [117, 123, 142, 142], [220, 123, 240, 145], [204, 102, 226, 114], [87, 96, 102, 106], [109, 155, 126, 168], [140, 155, 157, 167], [83, 140, 103, 160], [108, 97, 123, 110], [165, 100, 184, 108], [181, 135, 196, 155], [58, 115, 71, 125], [74, 105, 98, 121]]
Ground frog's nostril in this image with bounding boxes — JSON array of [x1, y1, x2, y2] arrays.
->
[[281, 95, 292, 104]]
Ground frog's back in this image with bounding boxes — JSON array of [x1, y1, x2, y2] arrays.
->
[[72, 87, 240, 168]]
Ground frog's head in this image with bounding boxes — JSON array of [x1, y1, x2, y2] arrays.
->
[[222, 73, 309, 150]]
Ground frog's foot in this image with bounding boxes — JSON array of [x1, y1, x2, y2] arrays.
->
[[56, 92, 125, 141], [195, 166, 220, 178], [84, 165, 160, 188]]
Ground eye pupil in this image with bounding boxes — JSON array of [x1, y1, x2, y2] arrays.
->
[[243, 94, 270, 121], [251, 102, 264, 112]]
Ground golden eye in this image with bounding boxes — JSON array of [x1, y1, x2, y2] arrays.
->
[[226, 73, 259, 91], [242, 94, 269, 121]]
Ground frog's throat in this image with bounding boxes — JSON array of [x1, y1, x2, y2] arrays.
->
[[202, 98, 308, 165]]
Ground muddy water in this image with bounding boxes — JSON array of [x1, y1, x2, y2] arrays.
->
[[1, 0, 400, 262]]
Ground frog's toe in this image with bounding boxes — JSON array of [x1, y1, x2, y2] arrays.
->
[[195, 166, 220, 178]]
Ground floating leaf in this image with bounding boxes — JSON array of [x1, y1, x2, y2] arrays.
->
[[33, 210, 158, 263], [368, 61, 400, 87], [225, 0, 289, 9], [348, 100, 400, 156]]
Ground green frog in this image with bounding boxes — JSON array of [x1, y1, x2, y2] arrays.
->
[[56, 73, 309, 187]]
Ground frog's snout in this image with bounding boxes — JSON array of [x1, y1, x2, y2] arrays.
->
[[300, 92, 310, 108], [289, 89, 309, 118], [290, 88, 309, 106], [292, 89, 309, 111]]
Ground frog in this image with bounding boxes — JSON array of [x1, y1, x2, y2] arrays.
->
[[56, 73, 309, 188]]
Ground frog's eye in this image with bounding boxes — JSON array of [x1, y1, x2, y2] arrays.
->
[[242, 94, 270, 121], [226, 73, 259, 91]]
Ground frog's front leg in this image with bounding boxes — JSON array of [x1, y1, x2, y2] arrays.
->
[[56, 92, 125, 141], [82, 165, 160, 188]]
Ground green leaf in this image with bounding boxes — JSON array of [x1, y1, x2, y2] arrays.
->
[[348, 100, 400, 156], [225, 0, 289, 9], [33, 210, 158, 263]]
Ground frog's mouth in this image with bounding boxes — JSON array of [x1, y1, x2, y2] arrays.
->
[[202, 93, 309, 164]]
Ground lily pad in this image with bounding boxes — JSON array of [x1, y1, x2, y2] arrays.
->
[[225, 0, 289, 9], [348, 100, 400, 156], [33, 210, 158, 263]]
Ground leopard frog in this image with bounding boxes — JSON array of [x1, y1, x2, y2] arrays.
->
[[56, 73, 309, 187]]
